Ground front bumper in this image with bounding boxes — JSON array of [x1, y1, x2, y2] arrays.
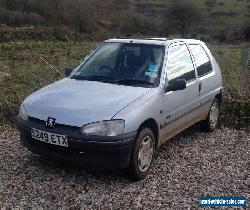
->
[[15, 116, 136, 169]]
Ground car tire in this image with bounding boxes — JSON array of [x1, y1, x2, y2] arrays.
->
[[201, 98, 220, 132], [126, 127, 155, 180]]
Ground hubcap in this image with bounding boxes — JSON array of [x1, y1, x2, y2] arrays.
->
[[209, 101, 219, 129], [138, 136, 153, 172]]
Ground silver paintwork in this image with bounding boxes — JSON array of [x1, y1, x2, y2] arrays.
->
[[209, 101, 219, 129], [138, 135, 154, 172], [23, 79, 150, 127], [21, 38, 223, 148]]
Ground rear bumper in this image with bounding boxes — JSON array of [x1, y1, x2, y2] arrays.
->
[[16, 116, 136, 169]]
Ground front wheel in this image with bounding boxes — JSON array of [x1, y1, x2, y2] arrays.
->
[[126, 127, 155, 180], [201, 98, 220, 132]]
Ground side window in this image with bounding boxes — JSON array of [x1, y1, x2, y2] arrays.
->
[[167, 44, 196, 85], [189, 44, 213, 77]]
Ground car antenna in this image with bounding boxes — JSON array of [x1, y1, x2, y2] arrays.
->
[[39, 57, 61, 76]]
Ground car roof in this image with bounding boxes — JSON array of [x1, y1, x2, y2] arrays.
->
[[105, 38, 205, 46], [105, 38, 168, 45]]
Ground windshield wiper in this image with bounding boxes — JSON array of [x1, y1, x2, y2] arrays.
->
[[71, 75, 89, 80], [115, 79, 154, 87], [86, 75, 115, 81], [72, 75, 114, 82], [72, 76, 154, 86]]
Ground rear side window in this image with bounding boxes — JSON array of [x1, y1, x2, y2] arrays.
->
[[167, 44, 196, 85], [189, 44, 213, 77]]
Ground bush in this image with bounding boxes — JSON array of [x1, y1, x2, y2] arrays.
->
[[212, 32, 227, 43], [118, 14, 159, 36], [0, 7, 46, 26], [205, 0, 218, 7], [113, 0, 131, 9], [163, 0, 203, 37], [53, 25, 70, 41], [0, 0, 97, 34], [210, 11, 239, 17], [244, 26, 250, 41], [218, 2, 225, 6]]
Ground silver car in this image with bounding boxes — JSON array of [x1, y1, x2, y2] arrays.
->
[[16, 38, 223, 179]]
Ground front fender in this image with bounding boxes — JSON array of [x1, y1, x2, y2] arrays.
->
[[112, 88, 163, 134]]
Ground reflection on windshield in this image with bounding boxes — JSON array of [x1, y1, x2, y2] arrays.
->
[[71, 43, 165, 87]]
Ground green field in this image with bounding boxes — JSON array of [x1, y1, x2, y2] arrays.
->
[[0, 41, 96, 124], [132, 0, 250, 25], [0, 41, 249, 130], [194, 0, 250, 25], [0, 0, 249, 42]]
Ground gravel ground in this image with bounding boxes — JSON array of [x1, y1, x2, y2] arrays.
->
[[0, 125, 249, 209]]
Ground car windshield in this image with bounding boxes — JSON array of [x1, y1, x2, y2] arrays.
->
[[71, 43, 165, 87]]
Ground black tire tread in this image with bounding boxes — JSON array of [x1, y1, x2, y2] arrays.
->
[[201, 98, 219, 132], [126, 127, 155, 181]]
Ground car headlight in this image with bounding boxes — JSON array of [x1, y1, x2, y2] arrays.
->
[[19, 104, 28, 121], [80, 120, 125, 136]]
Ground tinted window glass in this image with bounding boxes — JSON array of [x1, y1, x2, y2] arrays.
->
[[167, 44, 196, 84], [189, 44, 213, 77], [77, 43, 120, 76], [72, 43, 165, 87]]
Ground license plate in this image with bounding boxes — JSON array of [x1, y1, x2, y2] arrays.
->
[[31, 128, 68, 147]]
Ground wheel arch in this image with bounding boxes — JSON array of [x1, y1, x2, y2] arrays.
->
[[138, 118, 160, 150], [215, 92, 223, 106]]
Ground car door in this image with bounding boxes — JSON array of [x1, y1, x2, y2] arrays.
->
[[160, 43, 201, 143], [188, 44, 219, 116]]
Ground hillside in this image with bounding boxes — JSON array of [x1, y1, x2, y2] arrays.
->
[[0, 0, 249, 41], [1, 0, 249, 25], [95, 0, 250, 25]]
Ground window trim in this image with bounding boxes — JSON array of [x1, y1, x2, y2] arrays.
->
[[188, 44, 213, 78], [166, 43, 197, 85]]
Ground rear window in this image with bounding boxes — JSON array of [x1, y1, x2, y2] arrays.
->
[[189, 44, 213, 77]]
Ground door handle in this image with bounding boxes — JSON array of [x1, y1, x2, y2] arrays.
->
[[199, 82, 202, 93]]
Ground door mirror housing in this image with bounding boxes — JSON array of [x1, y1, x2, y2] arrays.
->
[[64, 68, 73, 77], [166, 79, 187, 92]]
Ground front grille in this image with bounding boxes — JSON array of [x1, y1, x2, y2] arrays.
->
[[29, 117, 80, 131], [28, 117, 81, 137]]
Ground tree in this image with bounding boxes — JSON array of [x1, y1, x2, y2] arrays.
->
[[163, 0, 203, 37], [119, 14, 159, 36], [63, 0, 96, 34], [244, 25, 250, 41]]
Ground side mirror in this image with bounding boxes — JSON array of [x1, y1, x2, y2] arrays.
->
[[64, 68, 73, 77], [166, 79, 186, 92]]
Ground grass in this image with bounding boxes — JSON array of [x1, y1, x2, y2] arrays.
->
[[0, 41, 249, 130], [211, 45, 249, 98], [0, 41, 97, 124], [210, 44, 250, 130], [133, 0, 250, 25]]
